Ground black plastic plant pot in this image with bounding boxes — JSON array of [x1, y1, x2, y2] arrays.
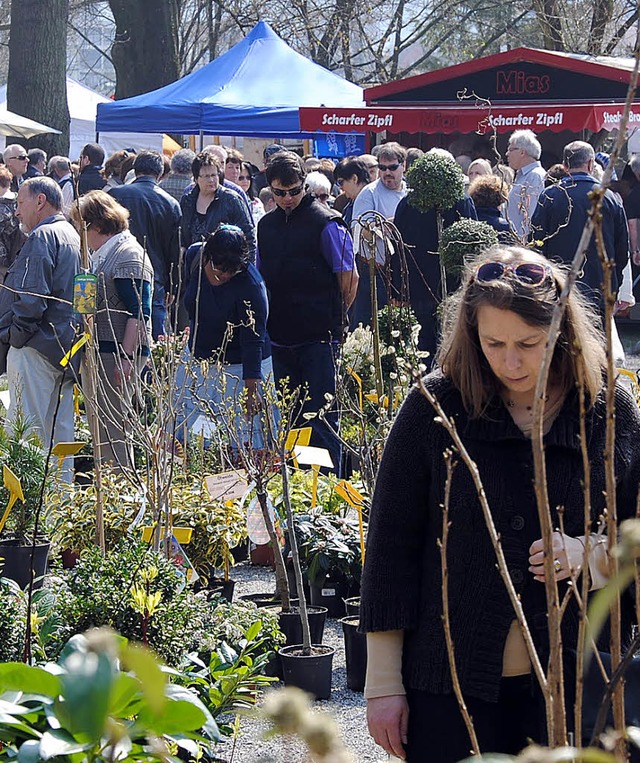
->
[[341, 616, 367, 693], [240, 592, 299, 608], [0, 539, 50, 590], [310, 576, 352, 618], [279, 644, 335, 700], [278, 606, 328, 647], [344, 596, 361, 616], [231, 540, 249, 563], [208, 578, 235, 602]]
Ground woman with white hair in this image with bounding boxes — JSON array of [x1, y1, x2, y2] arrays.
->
[[305, 170, 332, 207]]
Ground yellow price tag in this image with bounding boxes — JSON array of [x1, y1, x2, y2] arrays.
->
[[335, 480, 365, 508], [284, 427, 312, 452], [60, 332, 89, 367], [335, 479, 366, 564], [52, 442, 85, 458], [0, 465, 24, 534], [142, 526, 193, 545]]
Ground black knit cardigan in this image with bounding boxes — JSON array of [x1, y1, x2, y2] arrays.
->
[[360, 373, 640, 702]]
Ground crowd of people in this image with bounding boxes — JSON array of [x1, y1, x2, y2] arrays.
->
[[0, 129, 639, 761], [0, 131, 638, 473]]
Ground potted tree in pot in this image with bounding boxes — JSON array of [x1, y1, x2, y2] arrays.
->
[[277, 459, 335, 700], [0, 414, 51, 589]]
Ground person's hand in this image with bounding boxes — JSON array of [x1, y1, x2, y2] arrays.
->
[[614, 299, 632, 315], [113, 356, 133, 388], [367, 695, 409, 760], [528, 531, 585, 582]]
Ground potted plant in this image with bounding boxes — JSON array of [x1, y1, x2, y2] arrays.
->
[[0, 413, 51, 588], [172, 478, 248, 601], [296, 510, 364, 618], [277, 458, 335, 700], [44, 467, 140, 566]]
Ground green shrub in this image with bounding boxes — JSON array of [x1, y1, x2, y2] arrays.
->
[[0, 578, 26, 661], [44, 541, 213, 665], [438, 218, 499, 277], [406, 152, 465, 212]]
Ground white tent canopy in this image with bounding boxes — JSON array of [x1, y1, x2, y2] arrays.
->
[[0, 78, 163, 159]]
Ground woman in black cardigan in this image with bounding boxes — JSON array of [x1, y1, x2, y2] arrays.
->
[[361, 245, 640, 762]]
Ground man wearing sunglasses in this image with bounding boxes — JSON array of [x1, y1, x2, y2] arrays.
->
[[257, 151, 358, 475], [350, 142, 408, 326], [3, 144, 29, 194]]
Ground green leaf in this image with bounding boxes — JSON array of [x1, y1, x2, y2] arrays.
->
[[39, 729, 91, 759], [245, 620, 262, 643], [121, 643, 166, 717], [0, 665, 61, 698], [108, 673, 142, 717], [60, 650, 113, 742], [585, 567, 635, 665]]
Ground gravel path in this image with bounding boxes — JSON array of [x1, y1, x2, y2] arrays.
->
[[212, 562, 387, 763]]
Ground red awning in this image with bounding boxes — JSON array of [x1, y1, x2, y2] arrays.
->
[[300, 103, 640, 135]]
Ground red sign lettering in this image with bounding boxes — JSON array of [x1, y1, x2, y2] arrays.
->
[[496, 70, 550, 96]]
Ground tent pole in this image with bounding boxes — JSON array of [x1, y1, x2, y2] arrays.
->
[[199, 130, 203, 151]]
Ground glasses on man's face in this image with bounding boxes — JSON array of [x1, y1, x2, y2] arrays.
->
[[378, 162, 401, 172], [476, 261, 551, 286], [271, 185, 304, 197], [11, 155, 27, 161]]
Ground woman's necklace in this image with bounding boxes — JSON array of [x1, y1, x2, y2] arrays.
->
[[507, 394, 549, 413]]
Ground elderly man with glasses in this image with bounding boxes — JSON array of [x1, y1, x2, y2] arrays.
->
[[257, 151, 358, 476], [350, 141, 408, 327], [3, 144, 29, 193]]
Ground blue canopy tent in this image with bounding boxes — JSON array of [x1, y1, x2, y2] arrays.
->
[[96, 21, 364, 139]]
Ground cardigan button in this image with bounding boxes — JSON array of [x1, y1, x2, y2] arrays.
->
[[511, 569, 525, 585], [510, 515, 525, 531]]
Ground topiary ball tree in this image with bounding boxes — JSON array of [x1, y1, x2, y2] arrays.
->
[[405, 152, 465, 212], [438, 218, 499, 278]]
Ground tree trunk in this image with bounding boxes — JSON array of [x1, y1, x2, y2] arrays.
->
[[108, 0, 180, 99], [7, 0, 70, 155]]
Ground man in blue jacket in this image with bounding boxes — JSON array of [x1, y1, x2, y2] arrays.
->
[[110, 151, 182, 338], [531, 140, 629, 313], [0, 177, 80, 474]]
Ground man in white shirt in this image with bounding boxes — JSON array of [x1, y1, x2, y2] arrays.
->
[[505, 129, 546, 241], [351, 142, 407, 326]]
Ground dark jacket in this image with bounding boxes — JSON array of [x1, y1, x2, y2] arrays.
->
[[393, 196, 477, 355], [0, 214, 80, 374], [531, 172, 629, 309], [184, 244, 270, 378], [360, 374, 640, 702], [78, 165, 106, 196], [257, 193, 345, 345], [180, 184, 255, 256], [110, 176, 181, 290], [475, 206, 511, 236]]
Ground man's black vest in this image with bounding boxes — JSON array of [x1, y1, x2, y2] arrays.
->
[[258, 194, 347, 345]]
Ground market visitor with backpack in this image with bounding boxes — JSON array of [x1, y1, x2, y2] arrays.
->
[[360, 246, 640, 762]]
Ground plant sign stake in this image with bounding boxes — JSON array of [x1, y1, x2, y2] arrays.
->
[[0, 465, 23, 534]]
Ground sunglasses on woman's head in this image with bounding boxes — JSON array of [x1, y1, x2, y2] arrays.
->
[[271, 185, 304, 197], [475, 261, 551, 286]]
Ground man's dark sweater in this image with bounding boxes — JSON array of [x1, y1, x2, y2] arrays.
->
[[78, 165, 106, 196], [360, 374, 640, 702], [183, 245, 270, 379]]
